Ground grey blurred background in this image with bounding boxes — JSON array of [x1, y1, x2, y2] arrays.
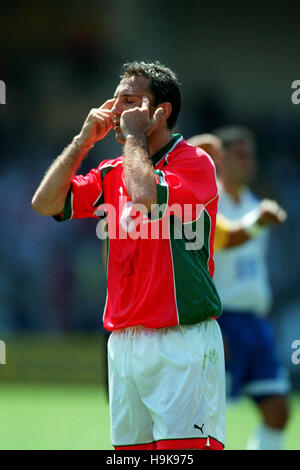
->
[[0, 0, 299, 386]]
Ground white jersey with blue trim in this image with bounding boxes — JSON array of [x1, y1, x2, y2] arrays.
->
[[213, 185, 272, 316]]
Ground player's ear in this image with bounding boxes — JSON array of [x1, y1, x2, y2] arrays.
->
[[157, 102, 172, 122]]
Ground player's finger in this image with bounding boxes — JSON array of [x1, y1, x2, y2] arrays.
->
[[89, 109, 112, 124], [91, 110, 112, 127], [100, 98, 116, 110], [94, 110, 113, 119], [141, 96, 150, 110], [92, 114, 110, 130]]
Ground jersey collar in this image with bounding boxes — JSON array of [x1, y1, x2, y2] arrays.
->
[[151, 133, 182, 167]]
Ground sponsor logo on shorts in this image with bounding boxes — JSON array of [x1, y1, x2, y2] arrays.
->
[[193, 423, 205, 434]]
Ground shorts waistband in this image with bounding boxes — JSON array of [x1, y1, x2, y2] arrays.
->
[[112, 319, 215, 336]]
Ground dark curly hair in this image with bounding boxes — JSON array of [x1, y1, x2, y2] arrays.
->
[[120, 60, 181, 130]]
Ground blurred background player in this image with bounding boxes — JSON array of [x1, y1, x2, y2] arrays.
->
[[187, 134, 287, 252], [188, 129, 290, 450]]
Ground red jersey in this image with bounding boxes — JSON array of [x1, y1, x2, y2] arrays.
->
[[54, 134, 222, 331]]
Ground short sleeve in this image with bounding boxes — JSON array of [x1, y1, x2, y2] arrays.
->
[[151, 150, 218, 222], [53, 168, 103, 222]]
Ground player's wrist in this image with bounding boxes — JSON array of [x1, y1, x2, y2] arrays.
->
[[124, 132, 148, 149], [126, 130, 149, 146], [124, 130, 147, 141], [73, 134, 95, 150], [241, 207, 265, 237]]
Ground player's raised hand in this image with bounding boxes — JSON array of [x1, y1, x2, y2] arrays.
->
[[75, 99, 116, 148], [120, 96, 164, 139], [258, 199, 287, 226]]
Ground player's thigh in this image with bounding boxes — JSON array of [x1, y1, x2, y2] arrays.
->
[[107, 331, 154, 447]]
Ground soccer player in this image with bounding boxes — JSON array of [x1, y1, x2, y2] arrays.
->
[[32, 61, 225, 450], [192, 128, 290, 450]]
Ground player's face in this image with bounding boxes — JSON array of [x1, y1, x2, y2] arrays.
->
[[111, 75, 156, 144], [225, 140, 256, 185]]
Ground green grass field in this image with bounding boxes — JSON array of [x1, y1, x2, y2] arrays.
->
[[0, 384, 299, 450]]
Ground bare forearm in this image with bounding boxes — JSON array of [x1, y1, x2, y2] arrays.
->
[[215, 215, 250, 250], [123, 134, 157, 211], [31, 138, 92, 216], [225, 226, 251, 247]]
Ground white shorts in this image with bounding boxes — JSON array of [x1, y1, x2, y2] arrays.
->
[[107, 319, 226, 450]]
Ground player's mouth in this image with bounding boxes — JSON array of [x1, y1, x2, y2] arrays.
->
[[112, 122, 125, 143]]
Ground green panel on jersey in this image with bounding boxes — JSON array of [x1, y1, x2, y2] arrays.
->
[[93, 165, 117, 208], [169, 211, 222, 324], [151, 169, 168, 220]]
